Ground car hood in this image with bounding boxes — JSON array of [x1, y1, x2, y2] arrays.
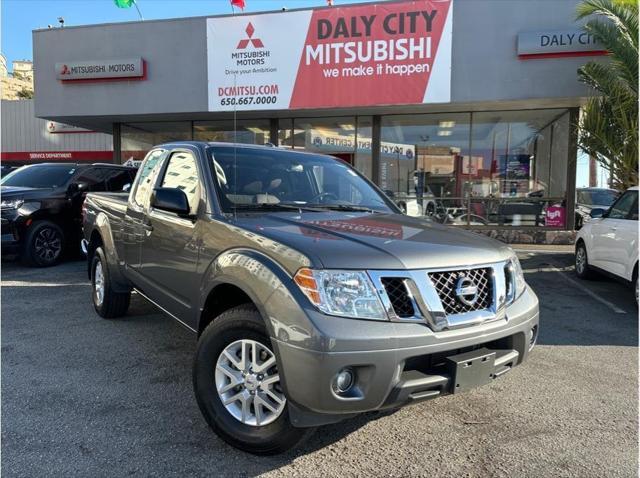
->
[[0, 185, 53, 199], [234, 212, 513, 270]]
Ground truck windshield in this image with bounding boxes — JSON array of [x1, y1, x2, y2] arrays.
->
[[1, 165, 77, 188], [208, 146, 392, 213]]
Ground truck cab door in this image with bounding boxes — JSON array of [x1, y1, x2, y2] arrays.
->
[[138, 148, 204, 323], [123, 149, 166, 272]]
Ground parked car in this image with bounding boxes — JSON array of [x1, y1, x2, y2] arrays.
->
[[575, 186, 638, 301], [82, 142, 539, 454], [575, 187, 620, 229], [1, 162, 137, 267], [1, 165, 18, 178]]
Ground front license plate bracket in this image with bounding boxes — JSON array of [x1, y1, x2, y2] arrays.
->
[[446, 348, 496, 394]]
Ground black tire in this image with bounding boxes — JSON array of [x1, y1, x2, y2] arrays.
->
[[575, 241, 594, 279], [91, 246, 130, 318], [193, 305, 312, 455], [22, 220, 65, 267]]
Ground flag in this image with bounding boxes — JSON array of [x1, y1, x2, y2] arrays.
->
[[231, 0, 245, 10], [113, 0, 135, 8]]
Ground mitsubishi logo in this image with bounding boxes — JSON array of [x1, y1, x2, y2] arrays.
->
[[455, 276, 478, 306], [59, 64, 70, 75], [237, 23, 264, 49]]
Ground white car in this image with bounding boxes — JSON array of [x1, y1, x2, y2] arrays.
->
[[575, 186, 639, 301]]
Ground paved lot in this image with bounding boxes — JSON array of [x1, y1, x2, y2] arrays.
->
[[2, 251, 638, 477]]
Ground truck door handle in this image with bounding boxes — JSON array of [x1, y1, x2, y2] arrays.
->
[[142, 223, 153, 232]]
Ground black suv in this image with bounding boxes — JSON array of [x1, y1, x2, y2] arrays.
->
[[1, 162, 137, 267]]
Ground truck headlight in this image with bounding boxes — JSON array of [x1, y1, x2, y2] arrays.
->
[[0, 198, 24, 210], [505, 254, 527, 304], [294, 268, 387, 320]]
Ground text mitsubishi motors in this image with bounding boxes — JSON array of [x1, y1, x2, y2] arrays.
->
[[207, 0, 452, 111]]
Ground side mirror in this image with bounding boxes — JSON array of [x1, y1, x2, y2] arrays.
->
[[67, 182, 89, 195], [589, 207, 606, 218], [151, 187, 190, 216]]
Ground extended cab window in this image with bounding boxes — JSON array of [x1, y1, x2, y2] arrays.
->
[[133, 150, 165, 208], [160, 151, 200, 215], [608, 191, 637, 220]]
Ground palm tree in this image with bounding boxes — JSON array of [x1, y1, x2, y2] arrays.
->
[[576, 0, 638, 190]]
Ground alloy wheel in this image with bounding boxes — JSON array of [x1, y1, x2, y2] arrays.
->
[[215, 339, 286, 427], [576, 247, 586, 274], [94, 261, 105, 307], [34, 227, 62, 263]]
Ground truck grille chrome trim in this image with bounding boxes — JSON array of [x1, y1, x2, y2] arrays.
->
[[368, 261, 509, 332]]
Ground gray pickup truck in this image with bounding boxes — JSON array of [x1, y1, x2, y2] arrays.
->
[[82, 142, 539, 454]]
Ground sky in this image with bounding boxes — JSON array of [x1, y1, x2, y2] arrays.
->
[[1, 0, 373, 67]]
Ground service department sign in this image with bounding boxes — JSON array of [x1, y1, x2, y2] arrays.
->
[[55, 58, 144, 81]]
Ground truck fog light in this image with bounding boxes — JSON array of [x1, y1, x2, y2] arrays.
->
[[529, 325, 538, 351], [333, 368, 355, 394]]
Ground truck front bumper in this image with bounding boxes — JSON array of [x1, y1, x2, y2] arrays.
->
[[270, 286, 539, 427]]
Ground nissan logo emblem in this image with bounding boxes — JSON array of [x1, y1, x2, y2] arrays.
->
[[455, 276, 478, 306]]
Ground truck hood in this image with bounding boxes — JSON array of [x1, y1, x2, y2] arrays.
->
[[234, 212, 513, 270], [0, 186, 54, 199]]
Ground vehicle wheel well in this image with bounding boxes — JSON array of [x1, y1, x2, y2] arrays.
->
[[575, 238, 585, 250], [199, 283, 254, 336], [633, 262, 638, 281]]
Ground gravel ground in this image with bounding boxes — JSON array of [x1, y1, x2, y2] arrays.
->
[[1, 251, 638, 477]]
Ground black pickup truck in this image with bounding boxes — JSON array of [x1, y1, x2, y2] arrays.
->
[[82, 142, 538, 454]]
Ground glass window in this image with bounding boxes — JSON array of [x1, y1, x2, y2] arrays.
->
[[608, 190, 637, 219], [133, 149, 165, 208], [104, 169, 135, 192], [160, 151, 200, 215], [194, 119, 270, 145], [354, 116, 373, 179], [380, 113, 470, 204], [278, 118, 293, 148], [577, 189, 619, 207], [293, 117, 356, 160], [208, 145, 391, 213], [121, 122, 191, 162], [75, 168, 110, 192], [1, 165, 77, 188]]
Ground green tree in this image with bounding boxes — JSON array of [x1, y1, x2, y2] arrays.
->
[[576, 0, 638, 189], [16, 88, 34, 99]]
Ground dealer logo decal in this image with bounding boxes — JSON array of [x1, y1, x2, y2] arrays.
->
[[59, 64, 70, 75], [237, 23, 264, 49]]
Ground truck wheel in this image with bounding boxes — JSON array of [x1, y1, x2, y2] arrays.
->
[[91, 246, 130, 318], [22, 220, 64, 267], [575, 242, 593, 279], [193, 305, 312, 455]]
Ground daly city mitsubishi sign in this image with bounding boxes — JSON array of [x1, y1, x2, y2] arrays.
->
[[207, 0, 452, 111]]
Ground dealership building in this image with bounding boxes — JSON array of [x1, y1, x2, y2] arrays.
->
[[32, 0, 605, 240]]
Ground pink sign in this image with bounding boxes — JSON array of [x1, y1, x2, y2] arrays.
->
[[545, 205, 565, 227]]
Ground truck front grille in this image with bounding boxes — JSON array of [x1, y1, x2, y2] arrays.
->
[[381, 278, 415, 318], [428, 268, 493, 315]]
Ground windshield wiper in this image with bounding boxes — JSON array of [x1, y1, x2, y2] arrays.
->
[[231, 203, 324, 213], [305, 204, 378, 213]]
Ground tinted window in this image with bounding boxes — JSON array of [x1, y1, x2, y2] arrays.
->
[[1, 165, 77, 188], [74, 168, 110, 192], [104, 169, 134, 192], [577, 189, 619, 207], [208, 146, 390, 213], [133, 150, 165, 208], [160, 151, 200, 214], [608, 191, 637, 220]]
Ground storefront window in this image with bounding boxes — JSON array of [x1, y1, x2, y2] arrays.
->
[[293, 117, 356, 164], [354, 116, 373, 179], [380, 109, 572, 227], [277, 118, 293, 148], [466, 109, 570, 227], [380, 113, 471, 210], [193, 119, 270, 145], [121, 122, 191, 163]]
